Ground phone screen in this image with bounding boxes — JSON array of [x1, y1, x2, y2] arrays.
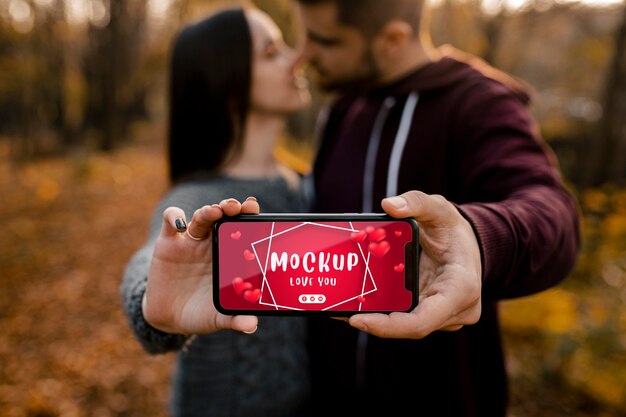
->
[[213, 214, 419, 315]]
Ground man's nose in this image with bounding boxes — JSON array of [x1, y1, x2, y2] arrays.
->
[[296, 37, 317, 64]]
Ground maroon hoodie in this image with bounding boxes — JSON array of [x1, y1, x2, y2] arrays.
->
[[306, 54, 581, 416]]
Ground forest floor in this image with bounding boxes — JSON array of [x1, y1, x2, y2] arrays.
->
[[0, 137, 174, 417], [1, 134, 625, 417]]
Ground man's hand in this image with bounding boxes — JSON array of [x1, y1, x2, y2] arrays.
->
[[142, 197, 261, 336], [348, 191, 482, 338]]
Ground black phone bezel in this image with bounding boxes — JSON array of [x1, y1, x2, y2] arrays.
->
[[212, 213, 420, 316]]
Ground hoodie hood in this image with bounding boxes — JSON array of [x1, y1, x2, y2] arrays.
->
[[366, 44, 533, 105]]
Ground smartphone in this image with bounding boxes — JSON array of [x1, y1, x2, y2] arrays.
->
[[212, 213, 419, 316]]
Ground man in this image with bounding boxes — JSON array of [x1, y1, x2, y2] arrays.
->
[[293, 0, 581, 415]]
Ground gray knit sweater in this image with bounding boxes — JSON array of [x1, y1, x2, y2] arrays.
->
[[120, 175, 311, 417]]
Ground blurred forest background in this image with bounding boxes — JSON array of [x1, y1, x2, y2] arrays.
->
[[1, 0, 626, 416]]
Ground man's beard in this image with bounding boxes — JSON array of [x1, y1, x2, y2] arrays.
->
[[312, 46, 381, 94]]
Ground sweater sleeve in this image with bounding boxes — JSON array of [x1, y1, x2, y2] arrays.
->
[[119, 185, 206, 354], [120, 243, 189, 354], [453, 79, 581, 300], [458, 187, 581, 299]]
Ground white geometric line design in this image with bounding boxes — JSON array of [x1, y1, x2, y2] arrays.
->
[[248, 221, 379, 311]]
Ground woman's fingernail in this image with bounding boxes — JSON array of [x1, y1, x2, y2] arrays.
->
[[219, 199, 238, 205], [386, 196, 407, 209], [245, 196, 257, 202], [175, 218, 187, 231]]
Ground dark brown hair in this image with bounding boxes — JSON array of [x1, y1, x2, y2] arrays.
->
[[295, 0, 423, 39], [167, 7, 252, 183]]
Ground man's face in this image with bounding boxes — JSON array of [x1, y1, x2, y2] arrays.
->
[[296, 2, 381, 92]]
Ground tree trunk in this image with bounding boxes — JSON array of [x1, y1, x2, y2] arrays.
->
[[83, 0, 147, 151], [606, 4, 626, 183], [582, 4, 626, 187]]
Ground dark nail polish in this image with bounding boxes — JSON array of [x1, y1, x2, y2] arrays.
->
[[175, 218, 187, 231]]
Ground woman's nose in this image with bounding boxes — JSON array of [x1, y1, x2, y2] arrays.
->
[[289, 48, 309, 74]]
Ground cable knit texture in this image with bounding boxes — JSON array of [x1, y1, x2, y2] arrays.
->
[[120, 175, 311, 417]]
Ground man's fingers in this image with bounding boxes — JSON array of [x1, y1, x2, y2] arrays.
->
[[440, 300, 482, 330], [349, 291, 481, 338], [348, 313, 418, 339], [349, 291, 467, 339], [364, 293, 450, 338]]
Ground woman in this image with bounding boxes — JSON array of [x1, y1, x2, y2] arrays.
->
[[120, 5, 312, 417]]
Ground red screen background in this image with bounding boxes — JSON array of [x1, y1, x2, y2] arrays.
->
[[216, 220, 414, 312]]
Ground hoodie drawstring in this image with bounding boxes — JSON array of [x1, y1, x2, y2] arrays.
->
[[356, 91, 420, 392], [362, 92, 420, 212], [386, 92, 419, 197], [362, 97, 396, 212]]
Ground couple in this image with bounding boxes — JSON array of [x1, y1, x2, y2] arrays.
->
[[121, 1, 581, 416]]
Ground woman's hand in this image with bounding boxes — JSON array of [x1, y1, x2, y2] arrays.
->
[[142, 197, 260, 335]]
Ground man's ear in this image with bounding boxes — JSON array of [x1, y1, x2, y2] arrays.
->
[[374, 20, 413, 58]]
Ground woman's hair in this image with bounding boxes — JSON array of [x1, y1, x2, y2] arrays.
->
[[167, 7, 252, 183]]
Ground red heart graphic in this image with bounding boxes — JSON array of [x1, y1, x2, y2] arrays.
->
[[367, 227, 386, 242], [243, 249, 256, 261], [351, 230, 367, 242], [357, 296, 366, 303], [394, 263, 405, 272], [369, 240, 390, 257], [243, 288, 262, 303], [232, 277, 252, 295], [230, 231, 241, 240], [394, 230, 402, 237]]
